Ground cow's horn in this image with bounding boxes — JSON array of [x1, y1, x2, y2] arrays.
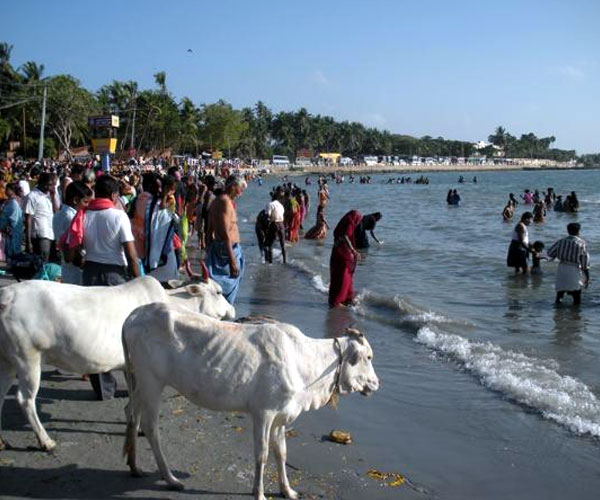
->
[[200, 261, 210, 283], [345, 327, 363, 337]]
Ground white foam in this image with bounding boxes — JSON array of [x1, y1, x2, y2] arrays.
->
[[287, 260, 329, 293], [354, 289, 469, 327], [311, 275, 329, 293], [416, 326, 600, 437]]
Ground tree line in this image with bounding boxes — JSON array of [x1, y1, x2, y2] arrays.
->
[[0, 42, 582, 163]]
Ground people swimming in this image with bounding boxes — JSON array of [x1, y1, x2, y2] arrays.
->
[[521, 189, 534, 204], [502, 202, 514, 221], [447, 189, 461, 206]]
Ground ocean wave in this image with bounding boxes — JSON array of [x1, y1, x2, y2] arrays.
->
[[288, 260, 329, 294], [416, 326, 600, 438], [286, 262, 471, 328], [352, 289, 472, 329]]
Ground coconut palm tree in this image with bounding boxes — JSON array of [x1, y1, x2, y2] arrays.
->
[[488, 126, 508, 152], [20, 61, 45, 83], [154, 71, 167, 94]]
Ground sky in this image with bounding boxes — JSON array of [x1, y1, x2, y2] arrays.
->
[[4, 0, 600, 153]]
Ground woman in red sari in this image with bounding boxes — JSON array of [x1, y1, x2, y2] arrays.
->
[[328, 210, 362, 307], [285, 191, 301, 243]]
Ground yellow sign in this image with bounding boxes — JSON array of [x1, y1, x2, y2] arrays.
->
[[319, 153, 341, 163], [92, 138, 118, 154], [212, 150, 223, 159]]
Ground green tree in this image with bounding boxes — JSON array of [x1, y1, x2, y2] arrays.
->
[[488, 126, 508, 152], [46, 75, 97, 159], [178, 96, 201, 155], [154, 71, 167, 94], [199, 99, 247, 157]]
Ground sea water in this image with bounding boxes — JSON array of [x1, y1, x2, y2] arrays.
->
[[232, 169, 600, 499]]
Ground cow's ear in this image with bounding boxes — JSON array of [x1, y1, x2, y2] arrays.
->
[[185, 284, 203, 296], [346, 327, 365, 344], [167, 279, 184, 289]]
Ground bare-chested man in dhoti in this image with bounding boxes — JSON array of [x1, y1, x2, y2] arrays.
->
[[205, 175, 247, 304]]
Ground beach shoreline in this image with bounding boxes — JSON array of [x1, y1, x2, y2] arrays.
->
[[263, 162, 585, 177]]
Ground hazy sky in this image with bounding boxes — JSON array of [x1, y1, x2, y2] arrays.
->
[[5, 0, 599, 153]]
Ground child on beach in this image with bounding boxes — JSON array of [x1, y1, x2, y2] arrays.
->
[[530, 241, 546, 275]]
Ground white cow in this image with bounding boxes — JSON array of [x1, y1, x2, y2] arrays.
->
[[0, 275, 235, 452], [122, 302, 379, 500]]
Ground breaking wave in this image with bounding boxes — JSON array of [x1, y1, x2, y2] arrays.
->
[[352, 289, 473, 330], [416, 326, 600, 438], [288, 260, 330, 294], [286, 255, 600, 438]]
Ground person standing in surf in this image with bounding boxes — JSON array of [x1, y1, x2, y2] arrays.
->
[[547, 223, 590, 305], [328, 210, 362, 308], [507, 211, 533, 274], [205, 174, 246, 304]]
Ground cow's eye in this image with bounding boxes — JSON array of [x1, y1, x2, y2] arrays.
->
[[368, 355, 372, 360]]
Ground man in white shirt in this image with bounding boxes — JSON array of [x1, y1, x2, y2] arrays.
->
[[24, 172, 57, 262], [66, 174, 141, 400], [71, 175, 141, 286], [264, 188, 286, 264]]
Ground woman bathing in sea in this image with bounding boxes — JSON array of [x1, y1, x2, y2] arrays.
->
[[507, 212, 533, 274]]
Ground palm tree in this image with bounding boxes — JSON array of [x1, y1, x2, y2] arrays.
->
[[153, 71, 167, 94], [122, 80, 138, 151], [20, 61, 45, 83], [488, 126, 508, 152], [0, 42, 14, 74], [18, 61, 45, 156], [179, 97, 200, 155]]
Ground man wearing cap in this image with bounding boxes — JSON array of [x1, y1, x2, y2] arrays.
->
[[547, 222, 590, 305], [205, 175, 247, 304]]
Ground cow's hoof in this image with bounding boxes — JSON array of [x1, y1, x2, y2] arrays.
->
[[129, 467, 145, 478], [0, 437, 7, 451], [40, 438, 57, 452], [166, 479, 184, 491], [283, 487, 299, 499]]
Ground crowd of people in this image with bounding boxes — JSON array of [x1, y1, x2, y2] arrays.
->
[[504, 187, 590, 305], [254, 174, 383, 308], [0, 157, 591, 345], [502, 188, 580, 223]]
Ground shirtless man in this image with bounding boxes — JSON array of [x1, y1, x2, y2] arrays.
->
[[205, 175, 247, 304]]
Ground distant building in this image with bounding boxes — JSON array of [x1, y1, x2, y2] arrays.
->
[[473, 140, 504, 157]]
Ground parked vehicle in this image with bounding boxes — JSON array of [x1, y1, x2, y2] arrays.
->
[[363, 155, 378, 166], [272, 155, 290, 166]]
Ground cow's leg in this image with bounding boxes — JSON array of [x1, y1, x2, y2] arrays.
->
[[138, 383, 183, 490], [252, 412, 275, 500], [0, 363, 16, 450], [271, 424, 298, 499], [124, 404, 143, 477], [15, 355, 55, 451]]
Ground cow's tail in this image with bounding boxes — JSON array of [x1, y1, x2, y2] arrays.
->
[[121, 326, 141, 475]]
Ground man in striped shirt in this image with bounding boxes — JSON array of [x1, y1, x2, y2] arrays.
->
[[547, 223, 590, 305]]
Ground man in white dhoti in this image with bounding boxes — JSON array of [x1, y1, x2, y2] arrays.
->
[[547, 223, 590, 305]]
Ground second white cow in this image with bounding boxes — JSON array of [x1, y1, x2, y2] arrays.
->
[[122, 302, 379, 500], [0, 275, 235, 451]]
